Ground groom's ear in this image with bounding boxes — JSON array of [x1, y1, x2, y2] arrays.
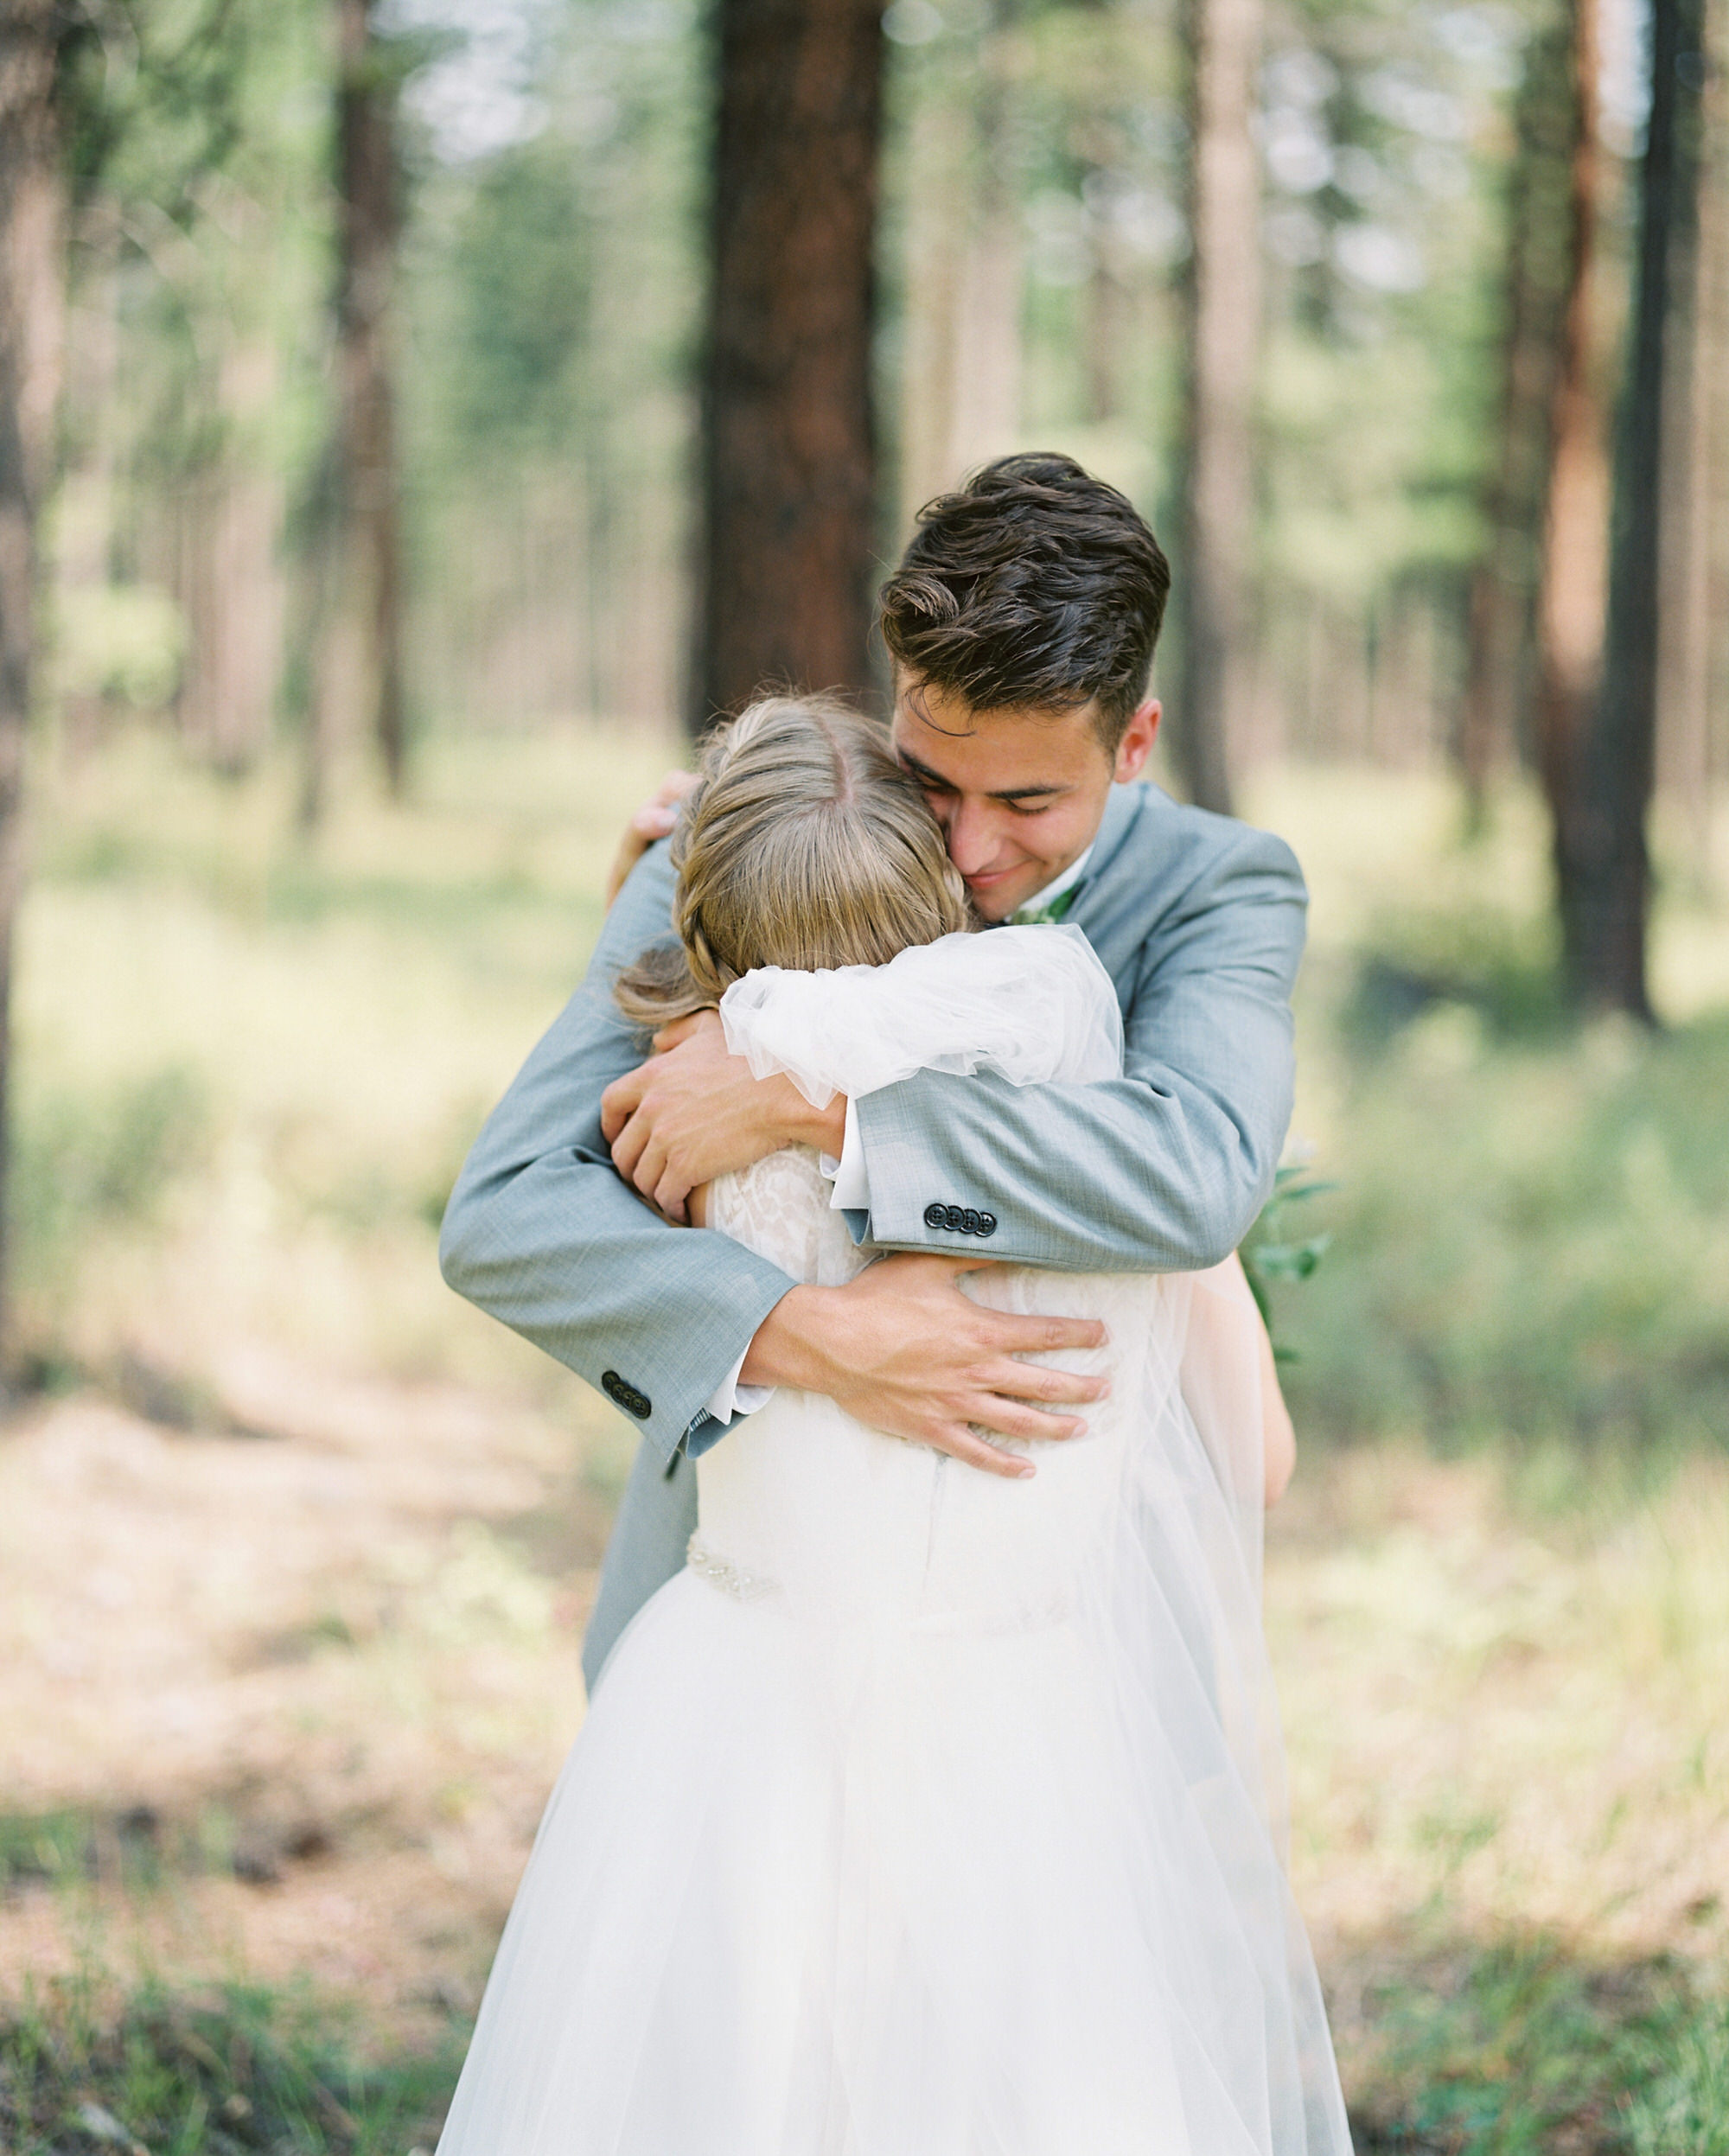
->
[[1113, 700, 1160, 783]]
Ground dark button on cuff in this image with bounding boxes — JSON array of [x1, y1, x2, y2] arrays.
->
[[922, 1201, 998, 1239], [601, 1369, 653, 1419]]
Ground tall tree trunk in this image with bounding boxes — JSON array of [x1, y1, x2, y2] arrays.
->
[[1579, 0, 1707, 1013], [289, 435, 342, 831], [0, 0, 63, 1366], [1532, 0, 1613, 986], [1655, 0, 1721, 873], [1175, 0, 1261, 817], [696, 0, 884, 732], [174, 342, 285, 777], [335, 0, 405, 794], [1458, 18, 1574, 824], [896, 47, 1022, 528]]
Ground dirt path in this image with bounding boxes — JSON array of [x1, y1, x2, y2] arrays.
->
[[0, 1353, 617, 2042]]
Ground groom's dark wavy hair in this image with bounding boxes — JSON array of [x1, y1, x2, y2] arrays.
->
[[877, 453, 1171, 751]]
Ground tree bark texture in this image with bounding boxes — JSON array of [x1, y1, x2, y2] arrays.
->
[[1655, 0, 1722, 871], [173, 342, 285, 776], [1532, 0, 1613, 989], [1175, 0, 1262, 818], [696, 0, 884, 732], [335, 0, 405, 794], [0, 0, 62, 1362], [289, 433, 342, 830], [1458, 19, 1574, 820], [1582, 0, 1707, 1014]]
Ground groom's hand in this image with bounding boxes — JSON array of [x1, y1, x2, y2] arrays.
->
[[602, 1011, 846, 1222], [740, 1255, 1109, 1480], [603, 769, 699, 908]]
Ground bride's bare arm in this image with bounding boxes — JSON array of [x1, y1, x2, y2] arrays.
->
[[1182, 1252, 1296, 1509]]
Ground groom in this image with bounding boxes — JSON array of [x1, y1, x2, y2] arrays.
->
[[439, 453, 1306, 1689]]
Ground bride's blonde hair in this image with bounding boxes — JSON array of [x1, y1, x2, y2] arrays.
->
[[614, 692, 972, 1028]]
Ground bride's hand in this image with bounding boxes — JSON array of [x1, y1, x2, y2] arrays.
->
[[740, 1255, 1109, 1480]]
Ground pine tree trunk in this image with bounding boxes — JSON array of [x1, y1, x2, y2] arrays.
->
[[174, 345, 285, 777], [1176, 0, 1262, 817], [290, 436, 342, 831], [1579, 0, 1707, 1014], [1657, 0, 1725, 871], [335, 0, 405, 794], [896, 41, 1021, 527], [1533, 0, 1613, 986], [1458, 19, 1574, 824], [0, 0, 62, 1364], [696, 0, 884, 732]]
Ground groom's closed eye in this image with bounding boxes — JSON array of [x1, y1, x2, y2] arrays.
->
[[896, 755, 1067, 815]]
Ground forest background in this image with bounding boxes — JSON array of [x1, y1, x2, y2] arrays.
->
[[2, 0, 1729, 2149]]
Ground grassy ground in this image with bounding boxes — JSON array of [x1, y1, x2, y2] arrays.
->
[[4, 729, 1728, 2151]]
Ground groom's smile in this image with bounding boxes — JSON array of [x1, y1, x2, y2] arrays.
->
[[890, 673, 1161, 923]]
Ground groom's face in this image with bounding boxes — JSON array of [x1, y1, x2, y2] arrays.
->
[[890, 673, 1160, 922]]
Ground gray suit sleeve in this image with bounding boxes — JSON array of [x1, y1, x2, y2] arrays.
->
[[851, 826, 1306, 1273], [437, 845, 797, 1464]]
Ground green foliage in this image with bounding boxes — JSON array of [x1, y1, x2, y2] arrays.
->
[[400, 3, 703, 726], [1339, 903, 1567, 1047], [0, 1976, 462, 2156], [58, 0, 253, 215], [1290, 908, 1729, 1452], [409, 7, 701, 483], [1624, 1996, 1729, 2156], [1250, 0, 1533, 628], [1349, 1939, 1726, 2155], [1241, 1165, 1335, 1364], [435, 146, 597, 460], [0, 1808, 116, 1891], [16, 1068, 211, 1268], [52, 583, 186, 711]]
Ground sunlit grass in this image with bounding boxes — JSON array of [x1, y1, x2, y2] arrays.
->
[[0, 1970, 463, 2156], [1339, 1941, 1729, 2155], [18, 725, 678, 1393], [1242, 765, 1729, 1459]]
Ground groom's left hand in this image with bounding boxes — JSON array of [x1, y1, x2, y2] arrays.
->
[[602, 1011, 845, 1222]]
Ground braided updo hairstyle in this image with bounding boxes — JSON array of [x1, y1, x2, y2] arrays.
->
[[613, 693, 972, 1029]]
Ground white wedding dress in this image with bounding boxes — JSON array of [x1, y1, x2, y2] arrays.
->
[[437, 928, 1352, 2156]]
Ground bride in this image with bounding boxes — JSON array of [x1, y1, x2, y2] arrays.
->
[[435, 696, 1350, 2156]]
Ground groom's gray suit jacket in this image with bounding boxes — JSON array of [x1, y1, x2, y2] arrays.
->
[[439, 779, 1306, 1687]]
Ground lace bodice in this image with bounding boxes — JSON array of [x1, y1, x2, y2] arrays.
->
[[708, 1145, 871, 1291]]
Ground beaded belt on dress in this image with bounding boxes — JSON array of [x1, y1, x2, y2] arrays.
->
[[686, 1533, 777, 1601]]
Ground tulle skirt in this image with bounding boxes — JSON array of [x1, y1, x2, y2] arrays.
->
[[435, 1547, 1350, 2156]]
